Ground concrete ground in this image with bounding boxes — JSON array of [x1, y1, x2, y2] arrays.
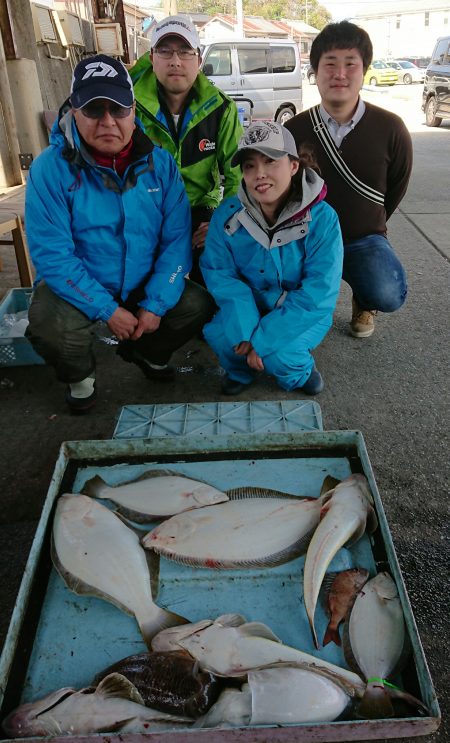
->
[[0, 93, 448, 742]]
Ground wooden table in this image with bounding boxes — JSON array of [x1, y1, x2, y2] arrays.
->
[[0, 184, 32, 287], [0, 210, 33, 287]]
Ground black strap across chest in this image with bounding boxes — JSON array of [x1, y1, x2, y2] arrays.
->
[[309, 105, 384, 206]]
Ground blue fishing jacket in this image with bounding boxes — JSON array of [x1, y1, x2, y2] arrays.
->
[[200, 169, 343, 359], [25, 109, 191, 322]]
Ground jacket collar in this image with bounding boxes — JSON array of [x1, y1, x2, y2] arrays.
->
[[237, 167, 326, 232]]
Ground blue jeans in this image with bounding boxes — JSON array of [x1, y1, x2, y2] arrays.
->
[[343, 234, 407, 312]]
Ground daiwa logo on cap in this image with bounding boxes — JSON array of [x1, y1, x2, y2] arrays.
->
[[81, 61, 119, 80], [199, 139, 216, 152]]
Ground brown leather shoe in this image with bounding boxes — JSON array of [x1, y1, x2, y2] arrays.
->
[[350, 298, 376, 338]]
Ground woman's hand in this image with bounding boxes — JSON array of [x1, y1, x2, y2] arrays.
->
[[246, 349, 264, 372], [234, 341, 252, 356], [234, 341, 264, 370]]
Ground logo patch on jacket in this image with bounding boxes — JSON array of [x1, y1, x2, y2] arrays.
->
[[199, 139, 216, 153]]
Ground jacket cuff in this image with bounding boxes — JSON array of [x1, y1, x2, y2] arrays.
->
[[97, 300, 119, 322]]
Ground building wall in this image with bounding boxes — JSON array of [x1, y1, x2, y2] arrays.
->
[[356, 8, 450, 58]]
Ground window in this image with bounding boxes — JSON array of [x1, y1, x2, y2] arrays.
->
[[433, 38, 450, 64], [445, 42, 450, 63], [203, 48, 232, 76], [237, 47, 268, 74], [272, 46, 296, 73]]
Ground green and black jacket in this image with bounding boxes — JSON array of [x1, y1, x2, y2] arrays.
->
[[130, 54, 243, 209]]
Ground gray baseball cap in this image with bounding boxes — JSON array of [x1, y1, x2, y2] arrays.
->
[[231, 122, 299, 167]]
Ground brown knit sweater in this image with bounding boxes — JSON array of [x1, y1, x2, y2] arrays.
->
[[285, 102, 413, 243]]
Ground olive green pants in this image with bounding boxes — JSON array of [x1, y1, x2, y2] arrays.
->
[[26, 281, 215, 383]]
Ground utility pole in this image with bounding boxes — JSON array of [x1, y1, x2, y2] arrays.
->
[[236, 0, 244, 36]]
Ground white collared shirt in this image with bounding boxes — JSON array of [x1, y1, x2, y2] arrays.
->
[[319, 98, 366, 147]]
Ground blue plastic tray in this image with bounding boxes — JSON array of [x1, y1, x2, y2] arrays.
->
[[0, 288, 44, 366], [113, 400, 323, 439], [0, 432, 441, 742]]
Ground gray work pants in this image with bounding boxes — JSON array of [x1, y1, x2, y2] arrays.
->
[[26, 280, 215, 383]]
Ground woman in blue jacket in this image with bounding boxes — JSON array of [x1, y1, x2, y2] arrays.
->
[[200, 122, 343, 396]]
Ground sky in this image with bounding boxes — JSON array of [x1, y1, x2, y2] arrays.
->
[[320, 0, 360, 20]]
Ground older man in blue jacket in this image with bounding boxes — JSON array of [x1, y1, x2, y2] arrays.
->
[[25, 54, 214, 413]]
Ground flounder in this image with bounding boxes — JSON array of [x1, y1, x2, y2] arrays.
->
[[1, 673, 192, 737], [94, 651, 222, 718], [343, 572, 426, 719], [142, 487, 322, 569], [52, 494, 187, 647], [303, 474, 378, 648], [82, 469, 229, 522]]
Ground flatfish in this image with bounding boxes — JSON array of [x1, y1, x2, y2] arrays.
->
[[2, 673, 192, 737], [193, 687, 252, 729], [52, 494, 187, 647], [152, 614, 366, 698], [302, 474, 378, 648], [93, 651, 222, 718], [142, 487, 322, 569], [343, 572, 424, 718], [82, 469, 229, 522], [248, 665, 351, 724]]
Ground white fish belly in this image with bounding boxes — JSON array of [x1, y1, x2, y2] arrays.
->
[[180, 626, 366, 694], [194, 688, 252, 729], [145, 497, 320, 565], [249, 667, 349, 724], [349, 581, 405, 679], [43, 691, 187, 735], [53, 495, 153, 618], [304, 510, 362, 614], [102, 476, 228, 515]]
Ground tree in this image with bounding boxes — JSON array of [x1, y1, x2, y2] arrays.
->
[[178, 0, 331, 27]]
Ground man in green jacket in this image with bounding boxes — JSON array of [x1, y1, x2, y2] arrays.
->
[[130, 15, 243, 284]]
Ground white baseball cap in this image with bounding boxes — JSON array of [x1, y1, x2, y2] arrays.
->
[[231, 122, 299, 167], [151, 15, 200, 50]]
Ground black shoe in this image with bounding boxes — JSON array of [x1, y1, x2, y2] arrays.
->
[[65, 384, 97, 414], [221, 375, 248, 396], [299, 366, 324, 396], [117, 344, 175, 382]]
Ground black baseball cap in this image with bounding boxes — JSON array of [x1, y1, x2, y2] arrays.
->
[[70, 54, 134, 109]]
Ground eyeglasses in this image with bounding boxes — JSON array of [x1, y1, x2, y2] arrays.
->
[[78, 101, 134, 120], [154, 47, 198, 60]]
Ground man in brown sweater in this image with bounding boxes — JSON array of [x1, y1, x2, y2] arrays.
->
[[285, 21, 412, 338]]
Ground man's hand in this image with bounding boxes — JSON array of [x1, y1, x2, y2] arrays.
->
[[130, 308, 162, 340], [192, 222, 210, 250], [107, 307, 138, 340], [247, 349, 264, 372]]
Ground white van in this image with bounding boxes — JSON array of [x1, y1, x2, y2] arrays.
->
[[200, 38, 303, 124]]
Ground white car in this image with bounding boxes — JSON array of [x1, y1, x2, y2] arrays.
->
[[388, 60, 425, 84]]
